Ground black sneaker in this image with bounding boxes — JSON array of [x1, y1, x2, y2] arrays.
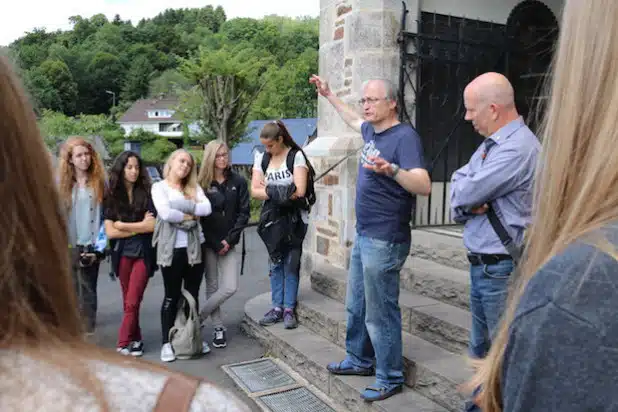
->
[[130, 341, 144, 357], [213, 327, 227, 348]]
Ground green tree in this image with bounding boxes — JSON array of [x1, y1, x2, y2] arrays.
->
[[37, 59, 78, 114], [251, 48, 318, 119], [121, 55, 155, 101], [22, 71, 61, 115], [149, 69, 192, 98], [179, 44, 273, 146], [8, 6, 319, 121], [85, 51, 125, 113]]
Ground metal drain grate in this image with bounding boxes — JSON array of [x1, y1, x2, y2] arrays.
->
[[259, 387, 336, 412], [227, 358, 297, 393]]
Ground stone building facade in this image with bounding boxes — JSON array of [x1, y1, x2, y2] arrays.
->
[[303, 0, 563, 274]]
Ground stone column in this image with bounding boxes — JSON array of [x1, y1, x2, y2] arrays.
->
[[302, 0, 419, 276]]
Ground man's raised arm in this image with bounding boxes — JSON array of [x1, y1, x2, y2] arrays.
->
[[310, 74, 363, 133]]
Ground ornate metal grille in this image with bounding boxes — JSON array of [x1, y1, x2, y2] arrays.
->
[[397, 0, 558, 227]]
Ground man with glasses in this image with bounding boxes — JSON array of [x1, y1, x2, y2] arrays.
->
[[309, 75, 431, 402]]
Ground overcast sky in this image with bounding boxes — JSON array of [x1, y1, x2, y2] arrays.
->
[[2, 0, 320, 46]]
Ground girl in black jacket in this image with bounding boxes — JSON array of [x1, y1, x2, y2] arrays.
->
[[197, 141, 250, 348]]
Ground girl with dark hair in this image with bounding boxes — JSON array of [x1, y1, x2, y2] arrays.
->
[[251, 120, 315, 329], [103, 151, 157, 356]]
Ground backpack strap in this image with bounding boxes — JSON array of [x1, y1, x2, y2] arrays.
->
[[261, 149, 298, 175], [154, 373, 201, 412], [261, 152, 271, 174], [286, 148, 298, 174]]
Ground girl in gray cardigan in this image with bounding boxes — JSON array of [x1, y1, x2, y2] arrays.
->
[[151, 149, 212, 363], [58, 136, 107, 335]]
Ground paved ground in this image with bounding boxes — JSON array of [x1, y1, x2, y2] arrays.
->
[[90, 228, 270, 411]]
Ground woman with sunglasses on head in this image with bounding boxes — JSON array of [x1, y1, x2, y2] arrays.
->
[[151, 149, 213, 362], [197, 140, 250, 349], [58, 135, 106, 335], [251, 120, 315, 330], [103, 151, 157, 357]]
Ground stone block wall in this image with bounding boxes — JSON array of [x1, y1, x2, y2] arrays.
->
[[302, 1, 419, 277]]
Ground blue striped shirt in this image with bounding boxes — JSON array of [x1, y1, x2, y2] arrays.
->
[[450, 117, 540, 254]]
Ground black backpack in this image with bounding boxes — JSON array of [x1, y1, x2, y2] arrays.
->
[[261, 148, 316, 210]]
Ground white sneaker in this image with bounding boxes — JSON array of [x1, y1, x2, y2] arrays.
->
[[202, 341, 211, 354], [160, 343, 175, 362], [116, 347, 130, 356]]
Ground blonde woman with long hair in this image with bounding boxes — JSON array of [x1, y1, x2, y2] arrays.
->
[[197, 141, 250, 348], [58, 135, 106, 335], [468, 1, 618, 411], [151, 149, 213, 362], [0, 54, 251, 411]]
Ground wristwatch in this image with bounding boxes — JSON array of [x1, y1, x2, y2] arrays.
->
[[390, 163, 400, 178]]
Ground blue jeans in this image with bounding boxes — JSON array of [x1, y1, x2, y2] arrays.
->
[[469, 259, 514, 359], [344, 234, 410, 387], [270, 247, 303, 309]]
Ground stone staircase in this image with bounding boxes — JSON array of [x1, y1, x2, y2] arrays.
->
[[242, 228, 471, 412]]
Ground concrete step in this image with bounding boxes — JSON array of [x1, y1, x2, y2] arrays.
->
[[293, 286, 470, 411], [401, 257, 470, 310], [243, 292, 451, 412], [310, 263, 470, 354], [411, 229, 468, 271]]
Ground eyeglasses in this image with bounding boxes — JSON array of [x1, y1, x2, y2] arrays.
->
[[215, 153, 229, 159], [358, 97, 388, 105]]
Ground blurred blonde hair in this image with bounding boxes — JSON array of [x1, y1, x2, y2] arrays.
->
[[469, 1, 618, 410]]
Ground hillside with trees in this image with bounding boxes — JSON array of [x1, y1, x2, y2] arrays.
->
[[7, 6, 318, 161]]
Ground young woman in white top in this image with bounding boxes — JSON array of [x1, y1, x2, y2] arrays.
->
[[151, 149, 213, 362], [0, 54, 250, 412], [251, 120, 313, 329]]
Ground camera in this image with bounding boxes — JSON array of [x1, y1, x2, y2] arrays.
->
[[78, 245, 100, 268]]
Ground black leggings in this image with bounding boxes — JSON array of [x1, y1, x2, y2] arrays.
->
[[160, 247, 204, 344]]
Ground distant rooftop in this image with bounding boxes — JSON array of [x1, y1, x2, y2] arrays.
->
[[119, 97, 182, 123]]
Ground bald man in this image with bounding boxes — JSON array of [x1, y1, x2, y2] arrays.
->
[[450, 73, 540, 362], [310, 74, 430, 402]]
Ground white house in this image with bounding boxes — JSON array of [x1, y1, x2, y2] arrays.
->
[[118, 97, 199, 145]]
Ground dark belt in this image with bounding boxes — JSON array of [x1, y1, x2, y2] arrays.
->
[[467, 253, 512, 266]]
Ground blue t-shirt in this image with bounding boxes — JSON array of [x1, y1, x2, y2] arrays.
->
[[355, 122, 426, 243]]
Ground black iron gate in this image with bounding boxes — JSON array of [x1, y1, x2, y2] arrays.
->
[[398, 0, 558, 227]]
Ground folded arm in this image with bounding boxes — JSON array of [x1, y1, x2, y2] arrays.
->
[[105, 220, 135, 239], [193, 186, 212, 216], [151, 183, 185, 223], [451, 147, 524, 210], [251, 170, 269, 201]]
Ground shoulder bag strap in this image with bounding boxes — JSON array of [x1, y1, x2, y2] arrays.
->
[[154, 373, 201, 412], [180, 287, 198, 319], [486, 202, 522, 264]]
